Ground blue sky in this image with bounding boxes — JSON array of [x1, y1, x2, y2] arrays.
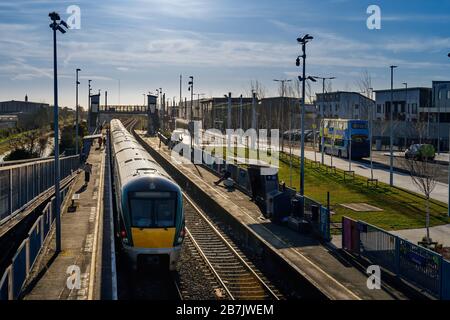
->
[[0, 0, 449, 108]]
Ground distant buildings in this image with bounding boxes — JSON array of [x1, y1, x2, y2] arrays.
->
[[178, 96, 315, 131], [316, 91, 375, 120], [431, 81, 450, 123], [373, 87, 430, 122], [0, 96, 49, 115]]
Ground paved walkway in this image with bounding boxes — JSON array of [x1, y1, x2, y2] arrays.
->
[[22, 142, 105, 300], [142, 134, 406, 300], [303, 150, 449, 204]]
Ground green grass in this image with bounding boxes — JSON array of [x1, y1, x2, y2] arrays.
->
[[276, 151, 449, 231], [214, 144, 449, 231]]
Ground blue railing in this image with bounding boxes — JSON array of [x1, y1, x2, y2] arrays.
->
[[0, 155, 79, 225], [0, 185, 71, 300], [342, 216, 450, 300]]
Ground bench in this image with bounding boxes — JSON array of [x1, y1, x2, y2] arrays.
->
[[343, 170, 355, 181]]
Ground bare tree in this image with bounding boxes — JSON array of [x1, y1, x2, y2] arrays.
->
[[356, 70, 374, 121], [325, 80, 333, 94], [403, 153, 438, 243], [357, 70, 372, 98], [249, 80, 266, 100], [412, 119, 428, 144]]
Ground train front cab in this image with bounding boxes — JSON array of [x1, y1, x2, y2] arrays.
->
[[119, 175, 185, 271]]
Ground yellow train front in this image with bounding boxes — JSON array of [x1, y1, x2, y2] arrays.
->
[[110, 119, 185, 270]]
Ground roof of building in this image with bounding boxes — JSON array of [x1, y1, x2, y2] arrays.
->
[[0, 100, 49, 105], [373, 87, 431, 93], [316, 91, 374, 101]]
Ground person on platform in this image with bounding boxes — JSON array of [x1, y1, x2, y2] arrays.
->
[[84, 162, 92, 186]]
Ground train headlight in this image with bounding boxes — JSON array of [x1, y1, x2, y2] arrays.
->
[[177, 227, 186, 244], [120, 230, 129, 244]]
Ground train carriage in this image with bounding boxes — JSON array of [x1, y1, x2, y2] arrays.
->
[[110, 119, 185, 270]]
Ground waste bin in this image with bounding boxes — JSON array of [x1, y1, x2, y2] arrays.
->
[[376, 139, 382, 151]]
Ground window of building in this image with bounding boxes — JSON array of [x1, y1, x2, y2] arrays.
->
[[447, 90, 450, 100], [377, 104, 381, 113]]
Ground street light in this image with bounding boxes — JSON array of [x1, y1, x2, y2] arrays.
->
[[88, 79, 92, 130], [188, 76, 194, 120], [75, 68, 81, 155], [297, 34, 314, 197], [49, 11, 68, 254], [389, 65, 398, 187], [188, 77, 194, 158]]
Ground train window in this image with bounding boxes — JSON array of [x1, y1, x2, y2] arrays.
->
[[129, 192, 177, 228], [155, 199, 176, 227], [129, 199, 154, 228]]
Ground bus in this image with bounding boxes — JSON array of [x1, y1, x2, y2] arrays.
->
[[319, 119, 370, 159]]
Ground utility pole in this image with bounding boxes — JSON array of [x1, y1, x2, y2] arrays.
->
[[188, 77, 194, 121], [312, 75, 336, 164], [75, 68, 80, 155], [239, 94, 243, 130], [88, 79, 92, 130], [389, 65, 398, 187], [296, 34, 314, 196], [49, 11, 68, 254]]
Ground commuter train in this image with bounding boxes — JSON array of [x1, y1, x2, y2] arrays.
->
[[109, 119, 185, 270]]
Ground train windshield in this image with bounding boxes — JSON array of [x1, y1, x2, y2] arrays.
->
[[129, 191, 177, 228]]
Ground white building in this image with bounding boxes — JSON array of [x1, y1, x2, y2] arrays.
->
[[374, 87, 431, 122], [316, 91, 375, 120]]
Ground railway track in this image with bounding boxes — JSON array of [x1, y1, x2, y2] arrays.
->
[[183, 194, 281, 300]]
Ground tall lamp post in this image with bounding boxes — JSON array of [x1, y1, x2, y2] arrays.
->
[[188, 77, 194, 157], [296, 34, 314, 196], [389, 65, 398, 187], [88, 79, 91, 130], [312, 75, 336, 165], [447, 53, 450, 217], [49, 11, 68, 254], [75, 68, 81, 155], [403, 82, 408, 149]]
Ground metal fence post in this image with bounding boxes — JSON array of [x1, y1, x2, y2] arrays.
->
[[8, 168, 12, 217], [394, 236, 400, 276], [25, 239, 30, 277]]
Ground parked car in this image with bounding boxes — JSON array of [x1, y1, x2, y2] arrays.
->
[[405, 144, 435, 161]]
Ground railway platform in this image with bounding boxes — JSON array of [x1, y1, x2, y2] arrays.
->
[[20, 139, 110, 300], [138, 134, 407, 300]]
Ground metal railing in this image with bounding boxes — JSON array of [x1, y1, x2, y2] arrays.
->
[[342, 216, 450, 300], [0, 155, 79, 225], [0, 185, 71, 300]]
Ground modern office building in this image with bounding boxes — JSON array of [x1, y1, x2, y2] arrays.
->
[[316, 91, 375, 120], [374, 87, 431, 122]]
